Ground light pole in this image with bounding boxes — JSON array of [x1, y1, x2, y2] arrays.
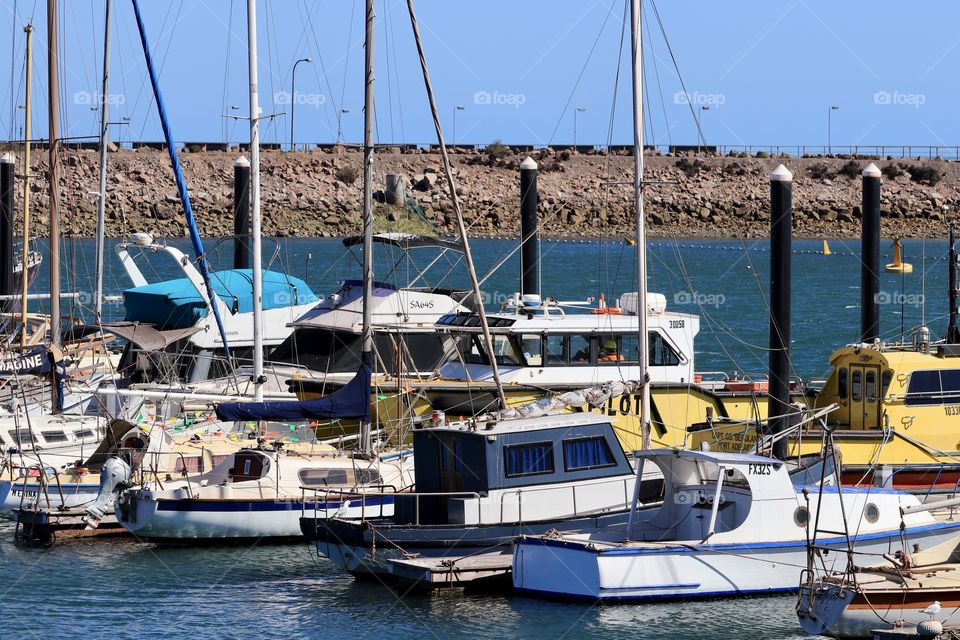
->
[[453, 105, 464, 147], [574, 107, 586, 149], [337, 108, 350, 143], [699, 105, 709, 154], [828, 105, 839, 155], [289, 56, 312, 151]]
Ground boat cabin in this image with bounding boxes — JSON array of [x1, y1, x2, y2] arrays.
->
[[273, 279, 468, 378], [435, 292, 699, 386], [393, 413, 634, 525]]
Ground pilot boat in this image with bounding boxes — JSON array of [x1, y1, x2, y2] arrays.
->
[[691, 225, 960, 491]]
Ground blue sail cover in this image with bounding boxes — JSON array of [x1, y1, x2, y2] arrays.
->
[[124, 270, 318, 330], [215, 353, 372, 422]]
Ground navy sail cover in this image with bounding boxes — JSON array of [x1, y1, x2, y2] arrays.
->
[[215, 353, 372, 422]]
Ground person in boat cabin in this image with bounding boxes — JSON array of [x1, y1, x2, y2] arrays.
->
[[599, 339, 622, 362]]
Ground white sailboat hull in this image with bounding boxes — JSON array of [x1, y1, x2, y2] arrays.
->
[[513, 523, 960, 601], [117, 494, 396, 541]]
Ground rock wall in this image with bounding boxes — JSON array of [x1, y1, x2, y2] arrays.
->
[[10, 147, 959, 239]]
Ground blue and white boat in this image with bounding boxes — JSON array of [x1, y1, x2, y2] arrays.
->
[[302, 411, 643, 577], [512, 448, 960, 601]]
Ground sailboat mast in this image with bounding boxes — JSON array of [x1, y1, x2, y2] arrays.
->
[[246, 0, 264, 401], [47, 0, 61, 349], [630, 0, 651, 450], [93, 0, 112, 322], [20, 23, 33, 348], [359, 0, 375, 452]]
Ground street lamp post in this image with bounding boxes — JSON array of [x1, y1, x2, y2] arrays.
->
[[453, 105, 464, 147], [289, 57, 312, 151], [337, 108, 350, 144], [699, 105, 709, 154], [574, 107, 586, 149], [828, 105, 839, 155]]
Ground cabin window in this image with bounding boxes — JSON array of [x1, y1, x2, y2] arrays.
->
[[7, 429, 34, 445], [881, 370, 892, 397], [439, 439, 463, 472], [906, 370, 960, 406], [620, 334, 640, 363], [174, 456, 203, 474], [519, 335, 543, 367], [865, 371, 877, 402], [650, 332, 681, 366], [504, 442, 555, 477], [41, 430, 69, 444], [298, 468, 352, 486], [563, 436, 617, 471], [570, 335, 591, 363], [851, 370, 863, 402], [546, 335, 567, 364], [356, 469, 382, 485], [242, 459, 252, 476], [838, 368, 848, 398]]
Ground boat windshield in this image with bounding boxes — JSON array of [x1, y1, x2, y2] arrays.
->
[[458, 334, 526, 367]]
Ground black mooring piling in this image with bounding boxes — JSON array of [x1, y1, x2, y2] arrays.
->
[[767, 164, 793, 461], [949, 224, 960, 344], [0, 153, 15, 311], [860, 163, 882, 343], [519, 156, 539, 297], [233, 156, 251, 270]]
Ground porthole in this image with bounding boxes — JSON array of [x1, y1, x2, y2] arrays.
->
[[794, 506, 810, 527], [864, 503, 880, 524]]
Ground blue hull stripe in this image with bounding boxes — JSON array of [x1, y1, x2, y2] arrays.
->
[[156, 497, 394, 513], [515, 585, 797, 602]]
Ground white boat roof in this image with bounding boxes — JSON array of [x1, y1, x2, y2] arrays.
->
[[437, 308, 698, 333], [432, 411, 616, 437], [341, 232, 463, 253], [633, 448, 778, 465], [291, 281, 467, 332]]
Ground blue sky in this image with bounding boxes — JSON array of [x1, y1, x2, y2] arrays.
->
[[0, 1, 957, 150]]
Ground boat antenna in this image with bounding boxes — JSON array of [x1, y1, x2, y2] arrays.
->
[[405, 0, 508, 411], [948, 224, 959, 343]]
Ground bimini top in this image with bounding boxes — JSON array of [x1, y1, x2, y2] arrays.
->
[[124, 269, 318, 330], [341, 232, 463, 253]]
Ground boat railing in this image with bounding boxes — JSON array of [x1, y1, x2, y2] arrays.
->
[[498, 476, 635, 525], [878, 464, 960, 502], [299, 484, 402, 522]]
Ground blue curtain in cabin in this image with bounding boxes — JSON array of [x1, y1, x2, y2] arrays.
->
[[563, 437, 615, 470], [505, 443, 554, 477]]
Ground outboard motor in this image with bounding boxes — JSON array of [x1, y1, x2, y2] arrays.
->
[[83, 453, 134, 530]]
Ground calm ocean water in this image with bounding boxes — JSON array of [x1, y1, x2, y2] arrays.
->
[[2, 235, 947, 638]]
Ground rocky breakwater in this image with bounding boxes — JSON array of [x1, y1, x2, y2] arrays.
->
[[8, 146, 960, 239]]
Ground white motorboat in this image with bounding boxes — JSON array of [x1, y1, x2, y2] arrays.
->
[[511, 448, 960, 601]]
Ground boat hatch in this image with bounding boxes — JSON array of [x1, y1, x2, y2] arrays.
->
[[230, 450, 271, 482]]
